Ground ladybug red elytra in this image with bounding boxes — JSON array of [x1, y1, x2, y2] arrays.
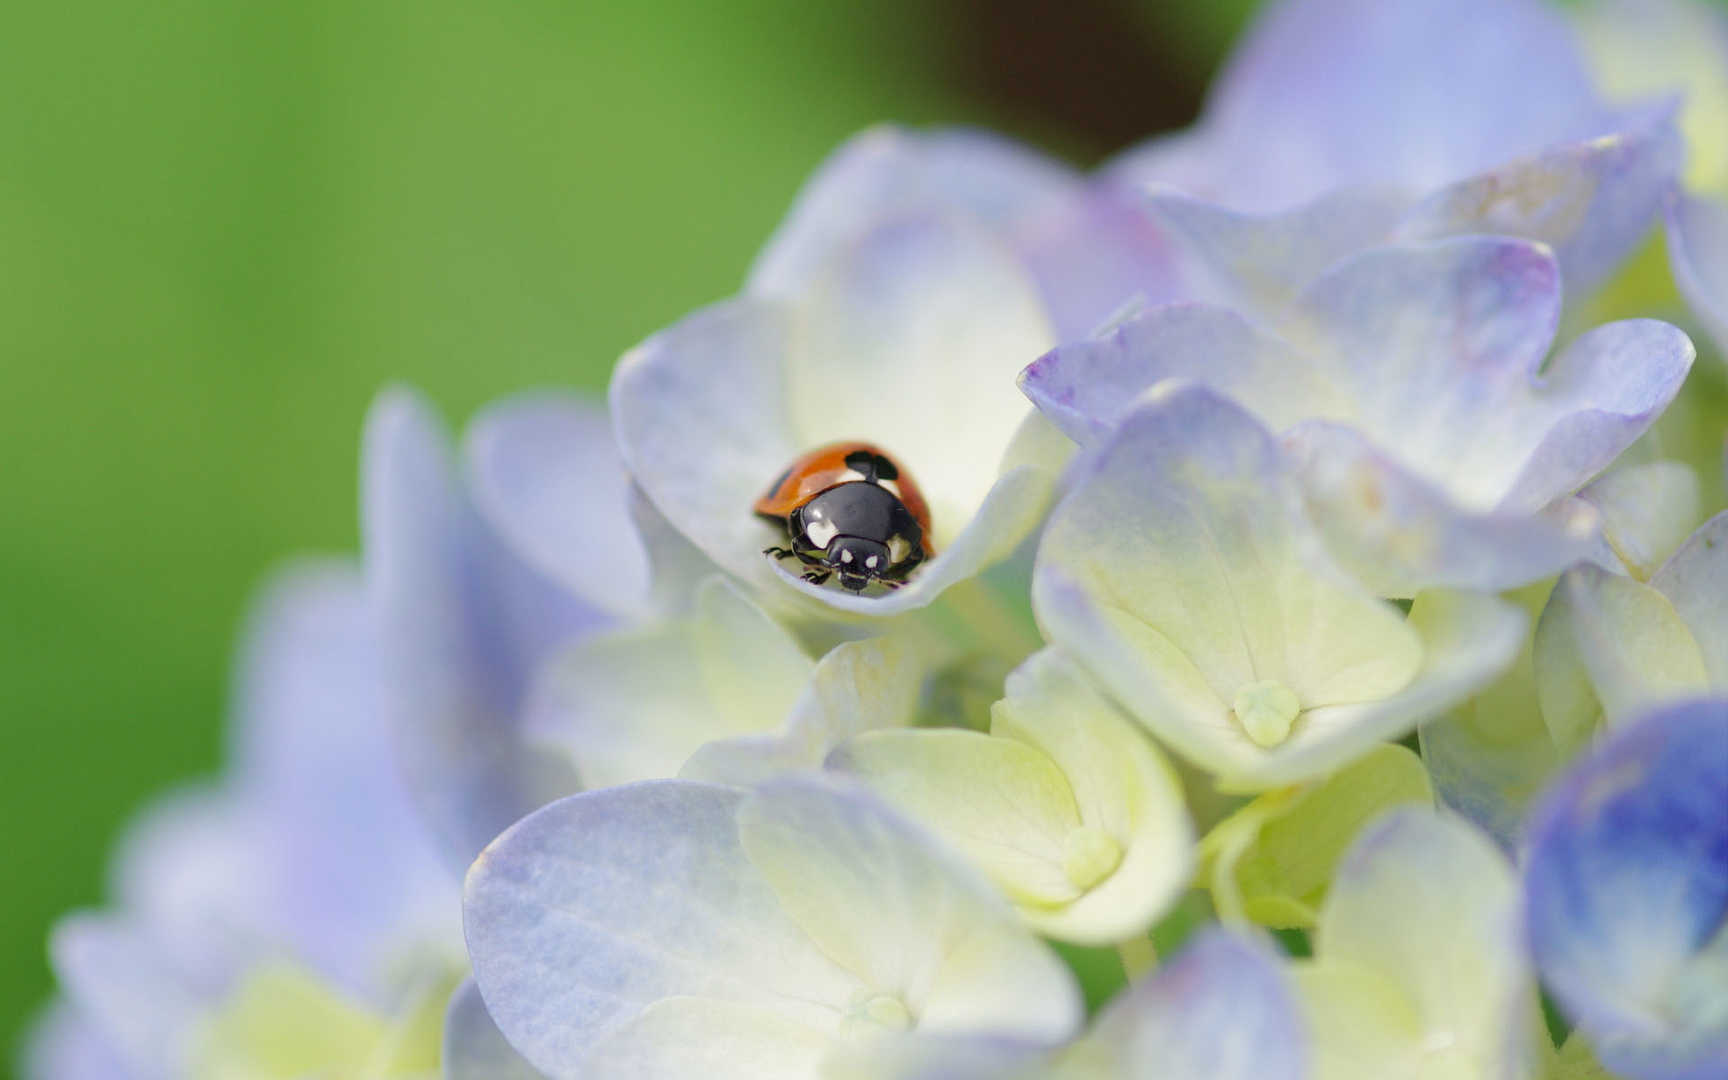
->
[[755, 441, 933, 592]]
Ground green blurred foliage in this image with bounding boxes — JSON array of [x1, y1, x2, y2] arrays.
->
[[0, 0, 1040, 1052]]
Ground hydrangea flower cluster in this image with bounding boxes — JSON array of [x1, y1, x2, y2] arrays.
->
[[27, 1, 1727, 1078]]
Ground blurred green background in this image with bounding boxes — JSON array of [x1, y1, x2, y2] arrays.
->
[[0, 0, 1259, 1055]]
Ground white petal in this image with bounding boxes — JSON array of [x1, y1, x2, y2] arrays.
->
[[787, 213, 1054, 537], [527, 577, 812, 789], [738, 776, 1082, 1044], [683, 635, 927, 786], [1652, 511, 1728, 685], [990, 651, 1194, 944], [583, 996, 832, 1080], [1309, 808, 1539, 1080], [610, 296, 803, 599], [830, 728, 1085, 908], [1533, 565, 1711, 753], [1236, 589, 1525, 789], [1577, 461, 1702, 581]]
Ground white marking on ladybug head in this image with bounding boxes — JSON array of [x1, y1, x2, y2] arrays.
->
[[806, 520, 838, 548], [865, 554, 880, 569], [840, 549, 854, 563]]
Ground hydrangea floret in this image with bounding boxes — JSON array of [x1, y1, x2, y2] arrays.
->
[[26, 1, 1728, 1079]]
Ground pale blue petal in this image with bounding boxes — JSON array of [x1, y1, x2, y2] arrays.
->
[[101, 788, 267, 997], [1287, 237, 1563, 511], [1140, 186, 1408, 316], [747, 126, 1079, 299], [1286, 422, 1605, 596], [1013, 183, 1189, 340], [226, 560, 454, 994], [462, 781, 857, 1078], [361, 387, 583, 868], [1398, 118, 1683, 295], [1495, 319, 1696, 514], [442, 978, 545, 1080], [48, 914, 205, 1078], [19, 1001, 142, 1080], [1523, 699, 1728, 1080], [1667, 193, 1728, 360], [1079, 930, 1305, 1080], [464, 392, 650, 619], [1111, 0, 1612, 211], [1018, 303, 1336, 448]]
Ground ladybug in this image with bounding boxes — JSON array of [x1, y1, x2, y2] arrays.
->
[[755, 441, 933, 592]]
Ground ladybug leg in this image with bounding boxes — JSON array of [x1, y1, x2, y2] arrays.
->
[[762, 545, 796, 560], [801, 569, 832, 586]]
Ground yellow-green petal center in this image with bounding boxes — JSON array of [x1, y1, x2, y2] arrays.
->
[[1061, 825, 1123, 891], [839, 990, 913, 1039], [1234, 680, 1301, 748]]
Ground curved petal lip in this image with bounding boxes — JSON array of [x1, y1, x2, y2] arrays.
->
[[747, 125, 1081, 299], [1286, 421, 1607, 597], [767, 463, 1056, 618], [1667, 192, 1728, 359]]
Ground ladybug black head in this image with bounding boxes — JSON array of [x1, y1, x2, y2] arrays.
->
[[827, 535, 892, 591]]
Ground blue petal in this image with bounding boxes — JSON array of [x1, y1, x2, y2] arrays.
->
[[1523, 699, 1728, 1080], [443, 978, 545, 1080], [1085, 929, 1306, 1080]]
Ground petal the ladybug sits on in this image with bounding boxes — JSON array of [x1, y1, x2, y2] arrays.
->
[[756, 441, 933, 592]]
